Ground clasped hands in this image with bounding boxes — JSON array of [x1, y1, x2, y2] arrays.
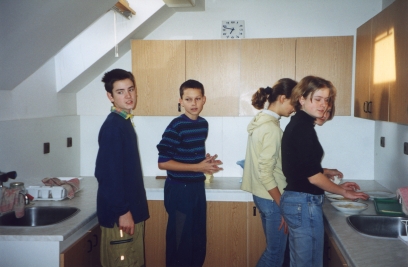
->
[[200, 153, 223, 174]]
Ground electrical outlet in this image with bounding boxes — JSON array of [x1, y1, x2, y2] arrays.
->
[[380, 137, 385, 147], [44, 143, 50, 154], [67, 137, 72, 147], [404, 142, 408, 155]]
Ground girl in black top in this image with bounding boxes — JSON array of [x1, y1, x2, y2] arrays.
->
[[280, 76, 368, 267]]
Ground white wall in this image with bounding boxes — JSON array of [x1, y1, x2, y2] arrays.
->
[[77, 0, 382, 182]]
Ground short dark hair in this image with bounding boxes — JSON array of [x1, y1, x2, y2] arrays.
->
[[179, 79, 204, 98], [102, 69, 135, 94]]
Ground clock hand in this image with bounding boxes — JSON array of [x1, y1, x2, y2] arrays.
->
[[230, 27, 235, 34], [223, 25, 233, 30]]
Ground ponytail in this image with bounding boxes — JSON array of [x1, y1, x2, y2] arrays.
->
[[251, 78, 297, 110]]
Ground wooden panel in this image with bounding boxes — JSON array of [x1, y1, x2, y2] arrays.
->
[[145, 200, 167, 267], [240, 38, 296, 116], [370, 4, 393, 121], [296, 36, 353, 116], [247, 202, 266, 267], [186, 40, 241, 116], [131, 40, 185, 116], [354, 19, 373, 119], [390, 0, 408, 125], [204, 201, 247, 267]]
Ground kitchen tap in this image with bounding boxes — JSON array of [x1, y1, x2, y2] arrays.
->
[[0, 170, 17, 187]]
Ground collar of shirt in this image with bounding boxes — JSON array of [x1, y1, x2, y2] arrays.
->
[[110, 106, 134, 127], [262, 109, 280, 120]]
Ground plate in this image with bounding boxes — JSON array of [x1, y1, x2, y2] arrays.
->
[[365, 191, 396, 200], [325, 192, 345, 199], [326, 196, 354, 202], [331, 201, 368, 214]]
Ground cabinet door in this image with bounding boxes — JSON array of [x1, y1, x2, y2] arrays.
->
[[60, 224, 101, 267], [240, 39, 296, 116], [131, 40, 185, 116], [296, 37, 353, 116], [389, 0, 408, 124], [355, 19, 373, 119], [247, 202, 266, 267], [204, 201, 247, 267], [186, 40, 241, 116], [145, 200, 167, 267], [370, 4, 393, 121]]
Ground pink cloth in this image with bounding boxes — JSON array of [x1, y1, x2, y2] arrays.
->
[[396, 187, 408, 215], [0, 187, 25, 218], [42, 177, 80, 199]]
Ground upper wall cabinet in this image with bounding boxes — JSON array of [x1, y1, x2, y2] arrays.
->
[[296, 37, 353, 116], [131, 40, 185, 116], [240, 38, 296, 116], [132, 37, 352, 117], [186, 40, 241, 116], [354, 0, 408, 124]]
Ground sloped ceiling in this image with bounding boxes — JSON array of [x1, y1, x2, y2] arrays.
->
[[0, 0, 117, 91]]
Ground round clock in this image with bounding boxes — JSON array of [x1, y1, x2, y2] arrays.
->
[[221, 20, 245, 39]]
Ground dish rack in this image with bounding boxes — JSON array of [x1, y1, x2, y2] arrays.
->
[[27, 186, 67, 201]]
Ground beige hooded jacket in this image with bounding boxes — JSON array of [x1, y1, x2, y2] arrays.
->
[[241, 111, 287, 200]]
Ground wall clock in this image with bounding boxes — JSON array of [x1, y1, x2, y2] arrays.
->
[[221, 20, 245, 39]]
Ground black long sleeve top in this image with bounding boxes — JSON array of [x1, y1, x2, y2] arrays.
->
[[281, 110, 324, 195]]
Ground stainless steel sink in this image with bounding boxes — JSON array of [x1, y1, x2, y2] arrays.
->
[[0, 206, 79, 227], [347, 215, 408, 238]]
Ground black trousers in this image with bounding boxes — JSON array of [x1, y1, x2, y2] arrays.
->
[[164, 178, 207, 267]]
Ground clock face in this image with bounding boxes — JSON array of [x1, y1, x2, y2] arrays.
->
[[221, 20, 245, 39]]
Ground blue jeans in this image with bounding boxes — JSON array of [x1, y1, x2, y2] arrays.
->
[[280, 191, 324, 267], [253, 195, 287, 267]]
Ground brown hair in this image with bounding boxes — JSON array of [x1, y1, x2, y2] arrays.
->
[[251, 78, 297, 110], [290, 75, 336, 112]]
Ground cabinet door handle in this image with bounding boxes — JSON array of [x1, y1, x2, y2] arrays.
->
[[368, 101, 373, 113], [363, 101, 368, 113], [87, 240, 93, 253], [253, 206, 257, 216], [93, 234, 98, 247]]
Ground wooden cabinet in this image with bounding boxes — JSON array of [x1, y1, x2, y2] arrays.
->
[[247, 202, 266, 267], [145, 200, 262, 267], [240, 38, 296, 116], [354, 0, 408, 124], [144, 200, 167, 267], [296, 36, 353, 116], [131, 40, 185, 116], [132, 37, 353, 117], [324, 227, 348, 267], [60, 224, 101, 267]]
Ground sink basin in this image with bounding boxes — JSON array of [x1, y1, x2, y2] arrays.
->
[[0, 206, 79, 227], [347, 215, 408, 238]]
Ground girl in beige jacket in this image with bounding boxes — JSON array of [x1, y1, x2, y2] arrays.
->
[[241, 78, 297, 267]]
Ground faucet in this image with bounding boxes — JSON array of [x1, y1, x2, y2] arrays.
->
[[0, 171, 17, 188], [19, 191, 30, 205]]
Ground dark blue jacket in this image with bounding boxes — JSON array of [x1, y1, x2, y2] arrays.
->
[[95, 112, 149, 227]]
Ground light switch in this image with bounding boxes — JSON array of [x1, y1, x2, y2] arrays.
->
[[67, 137, 72, 147], [404, 142, 408, 155], [44, 143, 50, 154], [380, 137, 385, 147]]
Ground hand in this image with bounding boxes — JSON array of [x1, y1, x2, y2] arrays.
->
[[229, 27, 235, 34], [324, 168, 343, 179], [279, 216, 288, 235], [340, 182, 360, 191], [223, 25, 233, 31], [200, 154, 223, 174], [119, 211, 134, 235]]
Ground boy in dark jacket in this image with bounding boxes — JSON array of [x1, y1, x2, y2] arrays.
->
[[95, 68, 149, 267]]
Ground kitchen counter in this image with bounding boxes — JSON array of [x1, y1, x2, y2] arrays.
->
[[323, 180, 408, 267], [1, 177, 407, 267]]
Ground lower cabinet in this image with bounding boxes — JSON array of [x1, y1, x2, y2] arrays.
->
[[324, 227, 348, 267], [60, 224, 101, 267], [145, 200, 264, 267]]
